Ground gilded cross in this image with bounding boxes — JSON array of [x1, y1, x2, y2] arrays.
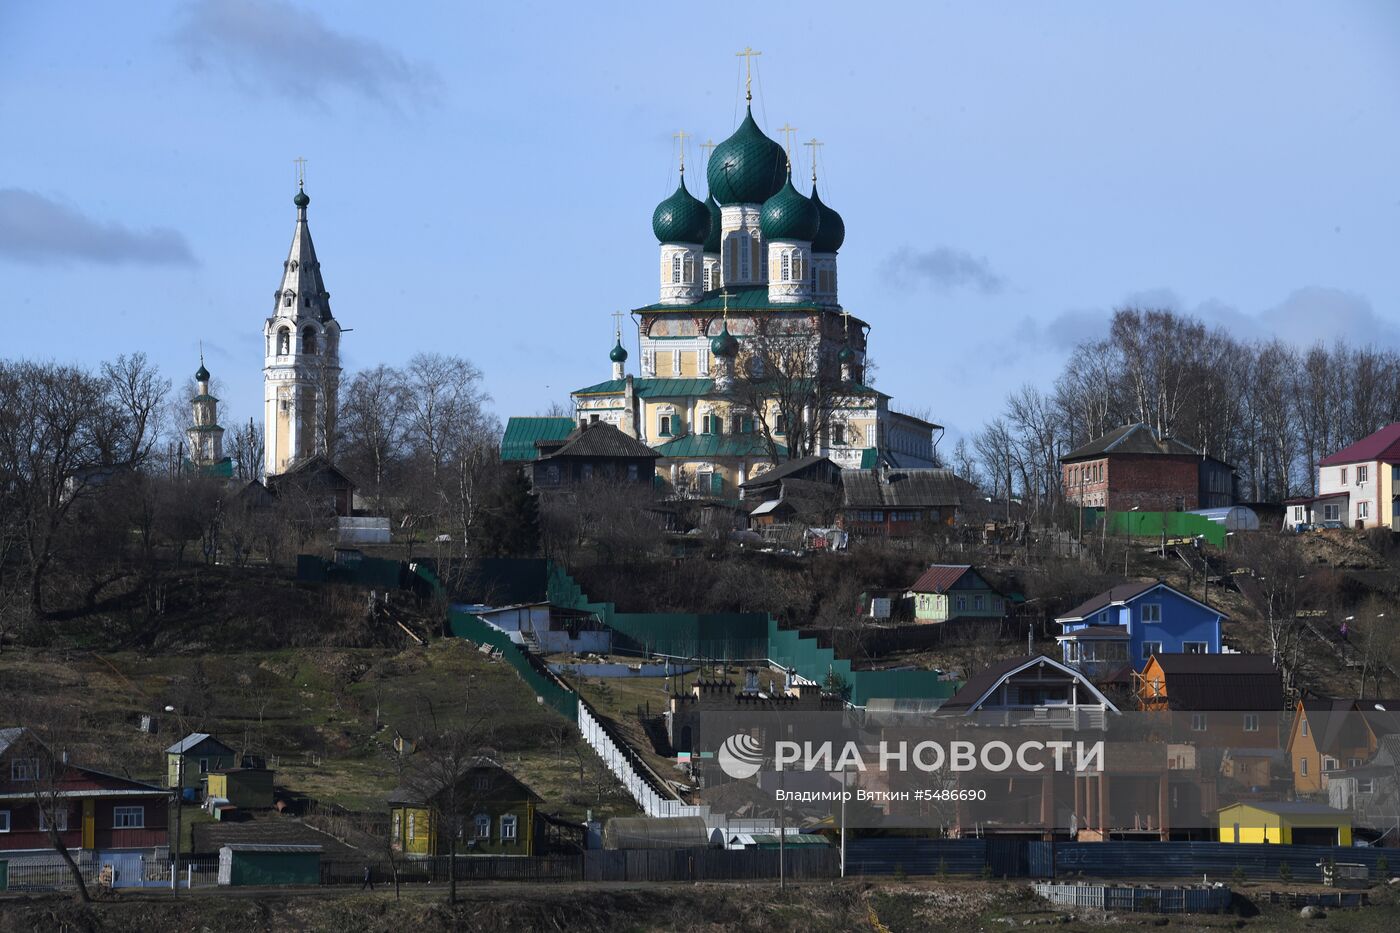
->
[[673, 129, 691, 173], [735, 46, 762, 101], [804, 138, 823, 183], [841, 308, 850, 336], [611, 310, 625, 340], [700, 138, 716, 166], [776, 124, 797, 168], [293, 156, 307, 187]]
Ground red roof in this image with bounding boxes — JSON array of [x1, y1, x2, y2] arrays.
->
[[909, 564, 973, 594], [1320, 423, 1400, 467]]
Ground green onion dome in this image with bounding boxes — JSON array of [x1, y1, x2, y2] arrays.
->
[[195, 362, 210, 381], [652, 175, 709, 244], [759, 171, 821, 242], [610, 340, 628, 363], [810, 186, 845, 254], [707, 107, 787, 206], [293, 187, 310, 209], [703, 195, 722, 253], [710, 323, 739, 358], [836, 344, 855, 365]]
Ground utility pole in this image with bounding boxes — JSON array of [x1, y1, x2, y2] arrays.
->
[[166, 706, 184, 895], [839, 768, 847, 879]]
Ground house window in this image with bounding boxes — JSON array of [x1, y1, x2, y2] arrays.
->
[[1294, 506, 1305, 521], [1243, 714, 1260, 732], [1182, 641, 1208, 654], [0, 810, 8, 833], [474, 773, 491, 792], [199, 758, 210, 774], [627, 463, 639, 482], [407, 812, 416, 841], [113, 807, 144, 829], [1142, 641, 1163, 661], [973, 595, 985, 611], [1357, 465, 1368, 484], [1141, 603, 1162, 623], [1301, 720, 1309, 737], [1359, 502, 1369, 519], [955, 596, 967, 612], [474, 813, 491, 839], [580, 464, 593, 482], [11, 759, 37, 782], [1323, 504, 1340, 522], [1323, 756, 1339, 771], [658, 415, 674, 437], [1300, 758, 1308, 776], [1340, 467, 1348, 485], [1190, 713, 1207, 732], [500, 814, 518, 842], [1349, 758, 1363, 768], [391, 810, 401, 842], [39, 809, 68, 832], [1359, 779, 1374, 794]]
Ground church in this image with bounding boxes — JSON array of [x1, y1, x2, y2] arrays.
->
[[557, 64, 939, 495]]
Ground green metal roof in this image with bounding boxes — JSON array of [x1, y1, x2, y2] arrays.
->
[[859, 447, 879, 469], [703, 195, 722, 253], [652, 175, 709, 244], [572, 378, 715, 398], [651, 434, 785, 458], [185, 458, 234, 478], [634, 284, 832, 314], [810, 185, 845, 254], [760, 172, 821, 242], [707, 106, 787, 206], [501, 416, 576, 462]]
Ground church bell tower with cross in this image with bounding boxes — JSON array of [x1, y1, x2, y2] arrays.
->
[[263, 159, 343, 478]]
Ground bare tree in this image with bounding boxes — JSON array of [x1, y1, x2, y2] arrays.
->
[[228, 418, 265, 484], [731, 315, 852, 463], [340, 364, 411, 506], [7, 729, 91, 902], [100, 353, 170, 468]]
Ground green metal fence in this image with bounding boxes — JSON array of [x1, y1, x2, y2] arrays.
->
[[448, 610, 578, 719], [1101, 510, 1226, 548]]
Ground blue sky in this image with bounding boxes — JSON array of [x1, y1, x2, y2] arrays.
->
[[3, 1, 1399, 443]]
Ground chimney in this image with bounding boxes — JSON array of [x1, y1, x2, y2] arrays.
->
[[621, 375, 637, 438]]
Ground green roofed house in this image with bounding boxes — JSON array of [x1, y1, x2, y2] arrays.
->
[[501, 416, 576, 463]]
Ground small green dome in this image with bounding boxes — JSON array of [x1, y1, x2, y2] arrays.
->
[[293, 187, 310, 208], [703, 195, 722, 254], [707, 107, 787, 206], [610, 340, 628, 363], [710, 323, 739, 358], [810, 186, 845, 254], [652, 175, 709, 244], [195, 363, 210, 381], [836, 344, 855, 364], [760, 171, 821, 242]]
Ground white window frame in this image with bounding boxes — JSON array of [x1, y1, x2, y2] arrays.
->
[[1357, 465, 1368, 485], [1359, 501, 1369, 519], [1300, 758, 1308, 776], [1243, 714, 1260, 732], [1142, 641, 1163, 661], [1323, 756, 1340, 772], [1301, 719, 1309, 737], [1182, 641, 1208, 654], [670, 253, 682, 284], [1140, 603, 1162, 624], [500, 814, 518, 842], [1190, 713, 1207, 732], [39, 808, 68, 833], [474, 813, 491, 839], [113, 806, 144, 829], [1323, 503, 1341, 522], [1358, 778, 1374, 795], [11, 758, 38, 782]]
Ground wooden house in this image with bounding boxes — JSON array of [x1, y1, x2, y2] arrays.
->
[[387, 757, 543, 857]]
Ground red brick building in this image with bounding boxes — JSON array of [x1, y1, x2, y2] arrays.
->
[[0, 728, 168, 856], [1061, 423, 1236, 512]]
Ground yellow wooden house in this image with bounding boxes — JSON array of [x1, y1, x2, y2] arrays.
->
[[1218, 801, 1352, 846]]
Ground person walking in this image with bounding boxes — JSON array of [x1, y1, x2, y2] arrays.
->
[[361, 864, 375, 891], [1340, 620, 1350, 643]]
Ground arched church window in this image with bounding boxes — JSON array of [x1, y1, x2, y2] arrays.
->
[[683, 255, 695, 284], [289, 261, 298, 271], [792, 251, 804, 282], [277, 327, 290, 355], [303, 327, 318, 354], [670, 253, 682, 284], [284, 291, 295, 307], [780, 250, 791, 282]]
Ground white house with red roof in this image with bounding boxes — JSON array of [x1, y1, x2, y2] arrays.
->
[[1286, 424, 1400, 531]]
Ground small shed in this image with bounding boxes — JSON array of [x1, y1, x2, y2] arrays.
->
[[1218, 801, 1352, 846], [217, 844, 322, 886], [207, 768, 275, 809]]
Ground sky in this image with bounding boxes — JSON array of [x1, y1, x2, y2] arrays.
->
[[3, 1, 1399, 445]]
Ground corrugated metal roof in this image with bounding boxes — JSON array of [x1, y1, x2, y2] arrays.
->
[[501, 417, 576, 462], [841, 469, 969, 508], [908, 565, 973, 594], [1319, 423, 1400, 466], [1150, 654, 1282, 711], [166, 732, 222, 754], [1055, 581, 1159, 623], [739, 454, 835, 487], [0, 727, 23, 756], [1218, 801, 1348, 817], [572, 378, 717, 398]]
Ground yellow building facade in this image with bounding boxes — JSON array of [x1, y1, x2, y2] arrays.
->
[[1218, 802, 1352, 846]]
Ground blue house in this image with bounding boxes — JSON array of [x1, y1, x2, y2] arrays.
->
[[1055, 581, 1226, 678]]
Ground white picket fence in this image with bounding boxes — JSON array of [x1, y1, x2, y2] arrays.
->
[[576, 702, 709, 820]]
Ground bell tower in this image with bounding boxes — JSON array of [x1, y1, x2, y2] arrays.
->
[[263, 168, 342, 477]]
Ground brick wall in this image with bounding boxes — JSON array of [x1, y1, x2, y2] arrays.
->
[[1104, 454, 1200, 511]]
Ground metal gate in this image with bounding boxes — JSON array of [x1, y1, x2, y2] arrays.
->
[[985, 838, 1029, 878], [1028, 841, 1054, 879], [99, 852, 167, 889]]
